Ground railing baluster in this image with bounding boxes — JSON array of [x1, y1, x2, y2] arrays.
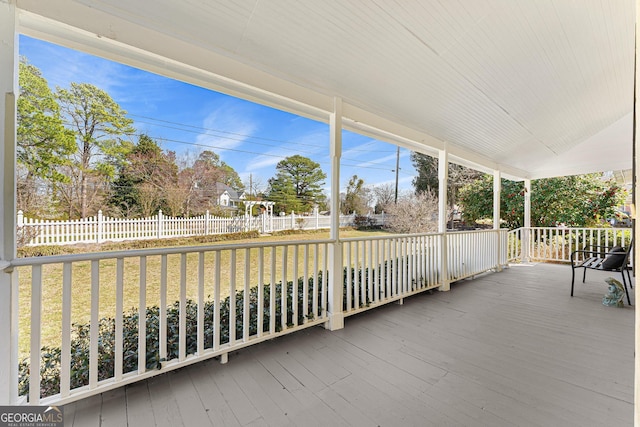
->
[[60, 263, 72, 398], [322, 243, 328, 317], [30, 265, 42, 404], [138, 256, 147, 373], [213, 251, 221, 350], [179, 253, 186, 361], [115, 259, 124, 380], [244, 248, 250, 340], [392, 238, 398, 295], [271, 247, 277, 333], [160, 255, 167, 361], [302, 244, 310, 322], [258, 247, 264, 335], [354, 241, 360, 308], [281, 246, 288, 331], [346, 242, 352, 312], [198, 252, 205, 353], [292, 245, 298, 327], [229, 250, 237, 344], [90, 260, 100, 387], [373, 239, 379, 302], [386, 239, 392, 296]]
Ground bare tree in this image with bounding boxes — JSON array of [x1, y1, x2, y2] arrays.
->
[[164, 184, 188, 217], [372, 183, 396, 213], [136, 183, 162, 217], [383, 190, 440, 234]]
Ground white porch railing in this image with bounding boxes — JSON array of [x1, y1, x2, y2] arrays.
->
[[9, 228, 507, 406], [17, 210, 387, 246], [447, 229, 508, 280], [507, 227, 632, 263], [11, 239, 331, 406]]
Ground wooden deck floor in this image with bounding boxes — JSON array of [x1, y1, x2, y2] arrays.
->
[[63, 263, 634, 426]]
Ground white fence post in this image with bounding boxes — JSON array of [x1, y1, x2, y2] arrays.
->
[[96, 210, 103, 244], [204, 210, 210, 235], [315, 207, 319, 229], [157, 210, 163, 239], [291, 211, 295, 229]]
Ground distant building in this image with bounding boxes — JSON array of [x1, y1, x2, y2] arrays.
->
[[214, 183, 246, 211]]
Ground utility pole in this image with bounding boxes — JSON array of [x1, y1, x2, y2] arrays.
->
[[394, 146, 400, 203]]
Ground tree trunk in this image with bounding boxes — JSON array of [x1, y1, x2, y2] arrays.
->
[[80, 171, 87, 218]]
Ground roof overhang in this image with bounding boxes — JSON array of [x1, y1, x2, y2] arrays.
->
[[15, 0, 636, 180]]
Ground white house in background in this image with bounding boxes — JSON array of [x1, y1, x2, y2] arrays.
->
[[214, 182, 246, 210]]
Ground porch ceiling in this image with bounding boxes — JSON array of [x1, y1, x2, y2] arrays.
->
[[15, 0, 635, 179]]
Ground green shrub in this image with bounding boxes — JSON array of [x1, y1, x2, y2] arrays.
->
[[353, 215, 381, 230], [19, 274, 326, 399]]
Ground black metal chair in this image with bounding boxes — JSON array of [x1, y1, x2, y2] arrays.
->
[[570, 240, 633, 305]]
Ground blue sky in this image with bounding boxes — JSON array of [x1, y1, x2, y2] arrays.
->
[[19, 35, 418, 199]]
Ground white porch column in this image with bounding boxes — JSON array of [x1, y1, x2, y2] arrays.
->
[[0, 0, 19, 404], [326, 97, 344, 330], [523, 179, 531, 262], [438, 149, 450, 291], [493, 170, 502, 271]]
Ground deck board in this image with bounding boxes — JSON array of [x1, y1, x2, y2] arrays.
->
[[65, 263, 634, 426]]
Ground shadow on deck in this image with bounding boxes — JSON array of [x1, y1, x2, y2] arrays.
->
[[64, 263, 634, 426]]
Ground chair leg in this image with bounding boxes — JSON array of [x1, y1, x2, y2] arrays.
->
[[626, 268, 633, 289], [621, 271, 632, 306], [571, 266, 576, 296], [582, 267, 587, 283]]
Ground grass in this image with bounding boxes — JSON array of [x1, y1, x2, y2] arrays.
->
[[18, 228, 390, 356]]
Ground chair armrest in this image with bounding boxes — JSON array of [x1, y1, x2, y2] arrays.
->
[[570, 249, 606, 263], [581, 244, 611, 253]]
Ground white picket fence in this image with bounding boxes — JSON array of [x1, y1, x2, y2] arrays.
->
[[17, 210, 387, 246]]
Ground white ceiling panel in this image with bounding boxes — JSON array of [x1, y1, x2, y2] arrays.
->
[[16, 0, 635, 179]]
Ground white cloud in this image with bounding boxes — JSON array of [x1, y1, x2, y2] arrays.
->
[[194, 102, 259, 154], [244, 153, 284, 171]]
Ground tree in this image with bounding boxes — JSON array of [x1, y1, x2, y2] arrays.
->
[[342, 175, 370, 215], [268, 155, 326, 213], [56, 82, 135, 217], [411, 152, 482, 208], [459, 174, 627, 228], [383, 190, 439, 234], [17, 59, 75, 214], [372, 183, 396, 213], [177, 150, 243, 216], [109, 134, 179, 217]]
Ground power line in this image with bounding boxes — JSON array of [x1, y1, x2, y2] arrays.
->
[[59, 117, 409, 173], [128, 113, 397, 153]]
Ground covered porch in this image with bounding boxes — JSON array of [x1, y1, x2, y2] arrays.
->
[[1, 1, 639, 425], [64, 263, 634, 426]]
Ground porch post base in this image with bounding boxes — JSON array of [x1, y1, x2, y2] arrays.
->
[[438, 281, 451, 292], [324, 312, 344, 331]]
